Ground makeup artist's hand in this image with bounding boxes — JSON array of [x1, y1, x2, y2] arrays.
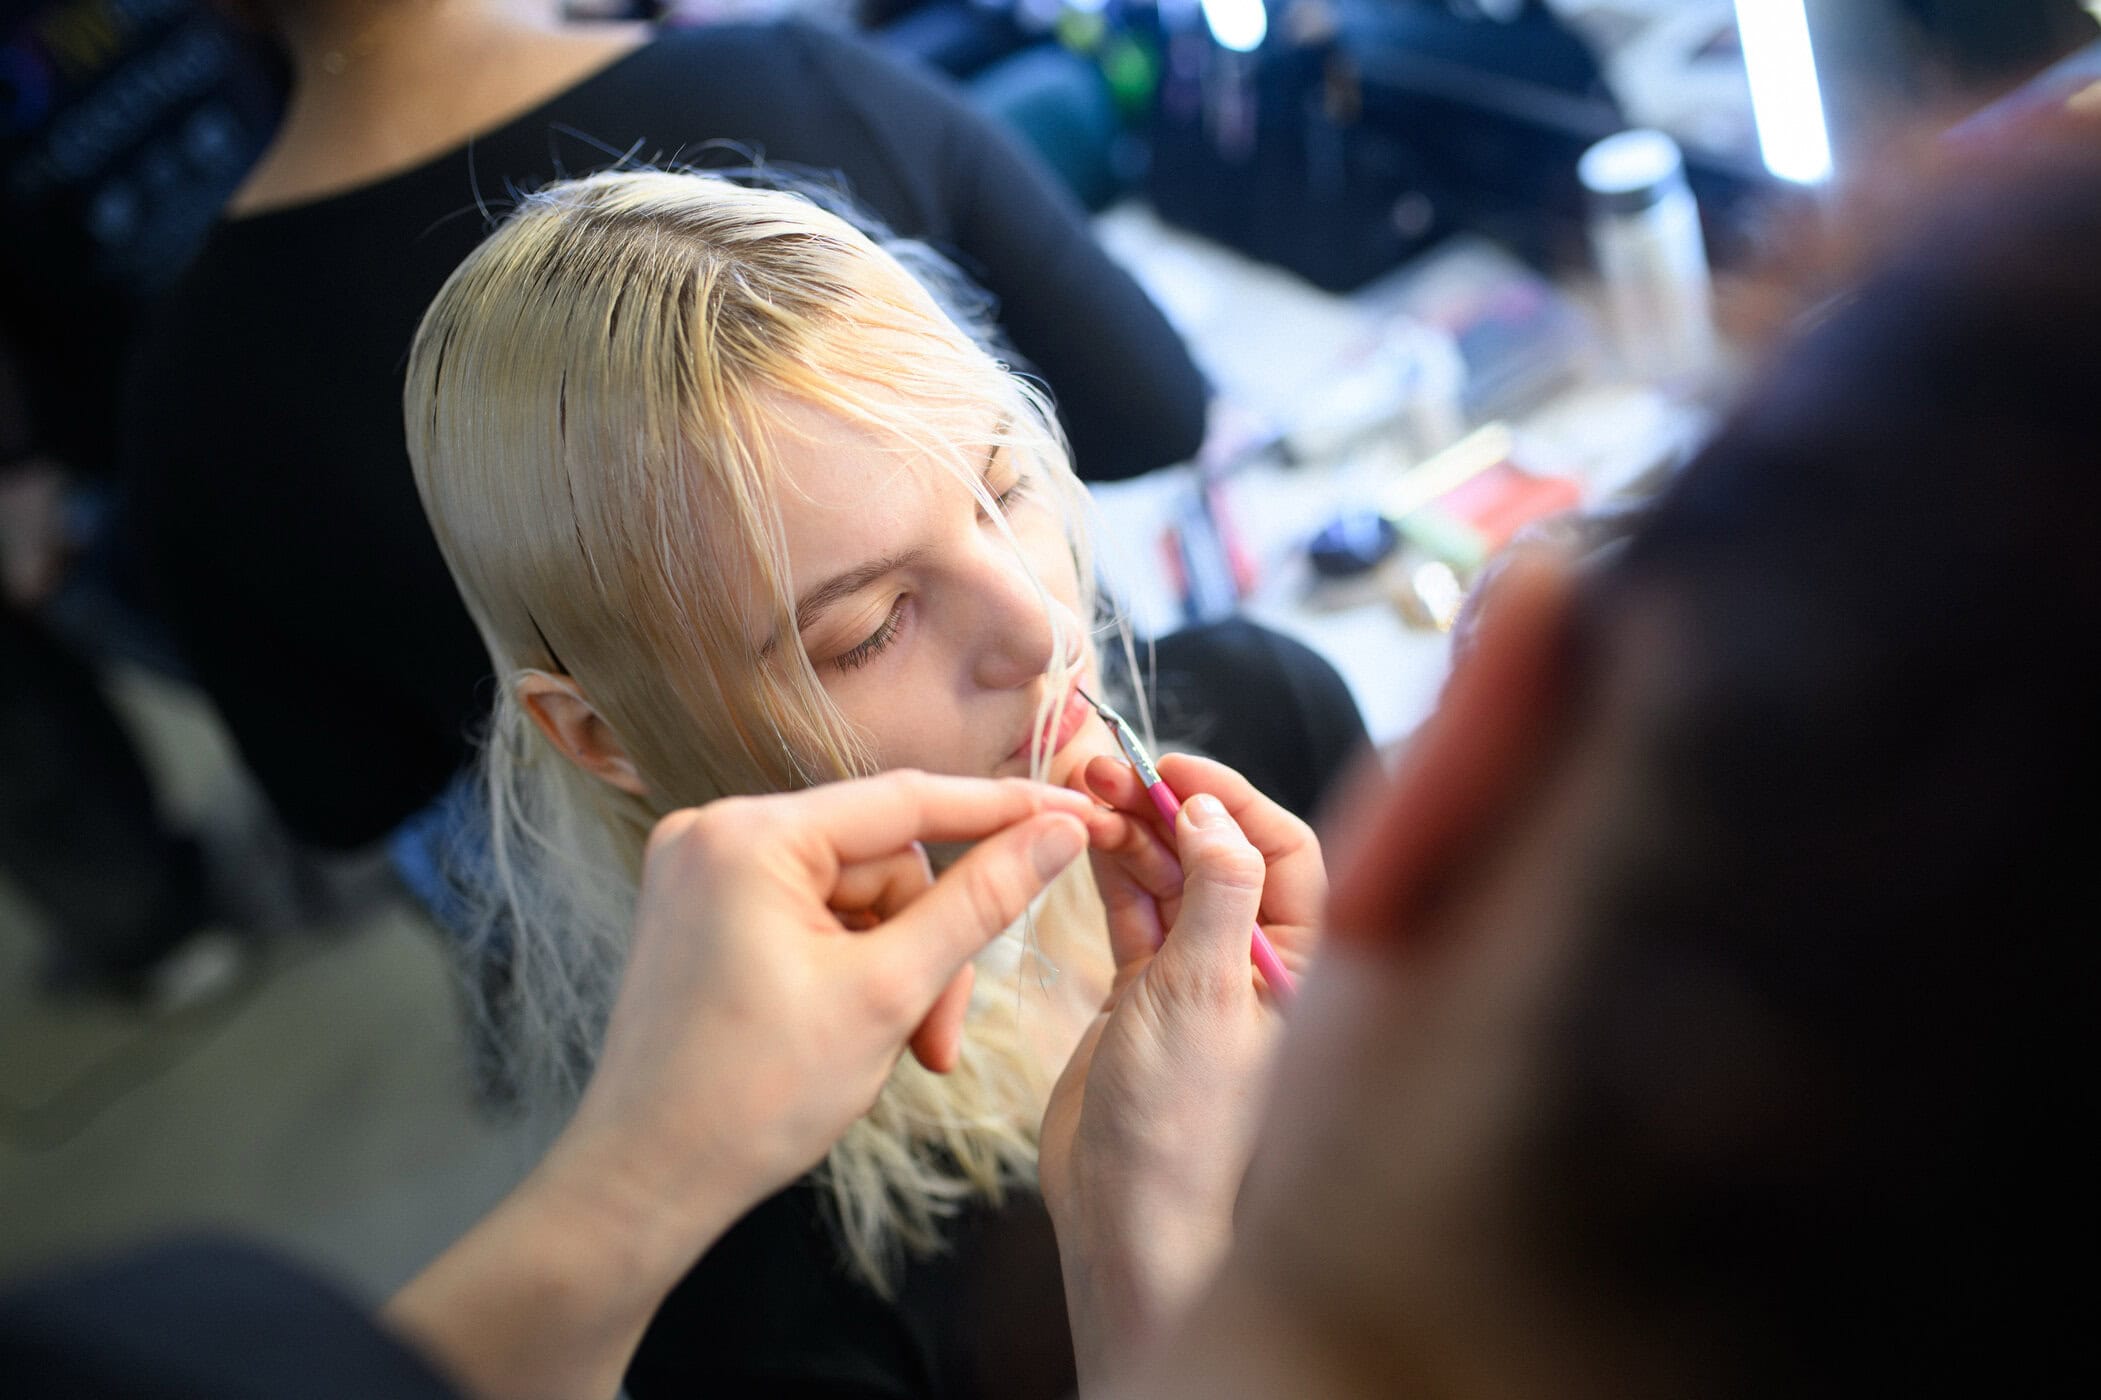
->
[[388, 772, 1092, 1400], [1045, 754, 1327, 1387], [1076, 752, 1325, 978], [586, 771, 1097, 1207]]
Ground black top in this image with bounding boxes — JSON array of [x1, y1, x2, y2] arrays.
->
[[629, 618, 1369, 1400], [121, 21, 1207, 849], [635, 1181, 1074, 1400], [0, 1238, 458, 1400]]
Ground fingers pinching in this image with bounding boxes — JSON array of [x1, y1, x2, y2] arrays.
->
[[891, 812, 1088, 989], [1085, 795, 1185, 903], [1154, 753, 1326, 943], [798, 770, 1096, 865], [830, 844, 936, 929], [1080, 754, 1157, 825], [1089, 844, 1169, 964], [908, 964, 976, 1074], [1161, 794, 1267, 979], [1153, 753, 1317, 860]]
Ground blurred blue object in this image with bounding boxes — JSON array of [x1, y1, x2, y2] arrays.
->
[[1309, 510, 1400, 579], [968, 42, 1128, 208], [873, 0, 1031, 78]]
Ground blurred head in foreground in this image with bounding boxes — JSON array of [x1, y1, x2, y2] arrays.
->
[[1172, 118, 2098, 1398]]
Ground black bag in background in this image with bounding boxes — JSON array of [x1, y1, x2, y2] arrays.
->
[[1144, 0, 1621, 290]]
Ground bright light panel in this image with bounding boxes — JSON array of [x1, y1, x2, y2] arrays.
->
[[1736, 0, 1835, 184], [1201, 0, 1268, 53]]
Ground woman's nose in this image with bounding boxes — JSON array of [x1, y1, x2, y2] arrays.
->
[[966, 541, 1064, 690]]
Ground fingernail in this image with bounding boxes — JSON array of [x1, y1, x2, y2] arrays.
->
[[1031, 818, 1085, 880], [1185, 793, 1229, 829]]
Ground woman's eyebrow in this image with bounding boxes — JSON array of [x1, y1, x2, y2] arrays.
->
[[795, 549, 925, 632], [761, 548, 926, 658], [761, 441, 1004, 656]]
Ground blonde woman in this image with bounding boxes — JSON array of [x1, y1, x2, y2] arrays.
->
[[125, 0, 1207, 857], [405, 169, 1360, 1398]]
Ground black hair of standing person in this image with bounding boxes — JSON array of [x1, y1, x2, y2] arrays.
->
[[1521, 123, 2098, 1395]]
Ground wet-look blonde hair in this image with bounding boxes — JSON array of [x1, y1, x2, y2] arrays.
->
[[404, 169, 1125, 1288]]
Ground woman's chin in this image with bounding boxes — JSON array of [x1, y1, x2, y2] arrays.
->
[[992, 745, 1083, 788], [1048, 730, 1117, 791]]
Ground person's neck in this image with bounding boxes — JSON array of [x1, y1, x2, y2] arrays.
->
[[231, 0, 649, 216], [275, 0, 521, 90]]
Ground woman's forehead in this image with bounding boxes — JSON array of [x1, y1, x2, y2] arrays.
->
[[731, 393, 1007, 650], [775, 409, 1000, 548], [763, 393, 1001, 505]]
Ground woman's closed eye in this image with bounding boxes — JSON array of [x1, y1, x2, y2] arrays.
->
[[988, 470, 1033, 516], [820, 457, 1029, 674], [832, 596, 907, 673]]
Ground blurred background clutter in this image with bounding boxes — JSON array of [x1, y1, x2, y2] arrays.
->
[[3, 0, 2095, 1316]]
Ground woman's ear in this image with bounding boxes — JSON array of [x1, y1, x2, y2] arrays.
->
[[516, 673, 649, 797]]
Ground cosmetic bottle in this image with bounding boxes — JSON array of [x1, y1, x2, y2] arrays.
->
[[1578, 128, 1716, 392]]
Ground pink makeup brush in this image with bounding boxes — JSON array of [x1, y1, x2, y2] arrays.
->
[[1077, 687, 1298, 1003]]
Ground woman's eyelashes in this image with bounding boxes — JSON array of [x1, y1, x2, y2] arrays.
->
[[833, 596, 907, 673], [986, 469, 1033, 517], [826, 464, 1030, 674]]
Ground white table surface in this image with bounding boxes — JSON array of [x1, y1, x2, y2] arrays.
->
[[1086, 205, 1710, 749]]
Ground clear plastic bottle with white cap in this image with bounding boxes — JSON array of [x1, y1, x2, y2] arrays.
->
[[1578, 128, 1717, 392]]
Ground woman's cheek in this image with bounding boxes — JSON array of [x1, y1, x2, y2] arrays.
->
[[839, 669, 962, 776]]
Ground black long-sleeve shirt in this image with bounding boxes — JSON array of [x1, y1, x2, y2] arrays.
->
[[122, 22, 1207, 848], [1, 1239, 457, 1400]]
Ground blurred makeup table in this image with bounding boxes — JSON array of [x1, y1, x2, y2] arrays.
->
[[1086, 203, 1714, 751]]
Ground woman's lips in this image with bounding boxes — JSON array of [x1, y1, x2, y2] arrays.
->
[[1009, 681, 1094, 762]]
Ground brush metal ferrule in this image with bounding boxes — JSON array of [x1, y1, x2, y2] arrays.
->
[[1108, 713, 1164, 788], [1082, 688, 1165, 789]]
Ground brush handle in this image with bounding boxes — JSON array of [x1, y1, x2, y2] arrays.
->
[[1143, 780, 1299, 1004]]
